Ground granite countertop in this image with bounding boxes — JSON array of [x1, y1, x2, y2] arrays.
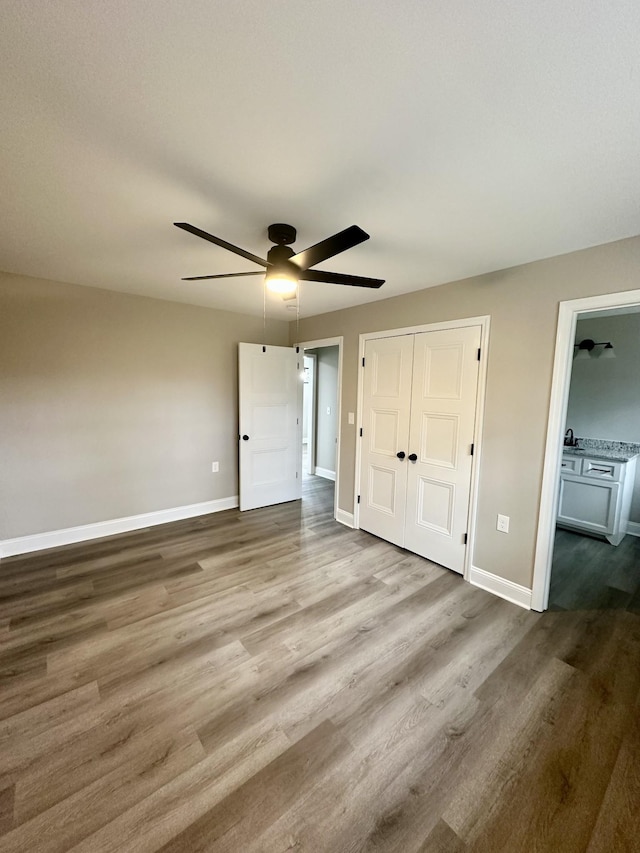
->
[[563, 441, 640, 464]]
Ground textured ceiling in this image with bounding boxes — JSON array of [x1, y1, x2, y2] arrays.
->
[[2, 1, 640, 319]]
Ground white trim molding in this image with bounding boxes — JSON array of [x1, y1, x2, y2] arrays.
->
[[531, 287, 640, 611], [626, 521, 640, 538], [314, 467, 336, 481], [0, 496, 239, 559], [469, 566, 532, 610], [335, 508, 355, 528]]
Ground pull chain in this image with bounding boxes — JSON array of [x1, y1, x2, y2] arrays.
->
[[263, 279, 266, 346], [296, 282, 300, 345]]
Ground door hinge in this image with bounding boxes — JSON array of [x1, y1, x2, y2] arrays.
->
[[470, 443, 474, 456], [296, 346, 300, 353], [477, 348, 481, 360], [463, 533, 468, 545], [357, 495, 361, 504], [296, 471, 298, 478], [359, 427, 363, 437], [362, 357, 365, 367]]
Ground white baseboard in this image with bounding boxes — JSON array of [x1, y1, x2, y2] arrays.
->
[[314, 467, 336, 481], [469, 565, 532, 610], [0, 496, 239, 559], [626, 521, 640, 538], [335, 509, 355, 528]]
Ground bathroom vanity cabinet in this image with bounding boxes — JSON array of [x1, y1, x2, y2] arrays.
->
[[557, 452, 638, 545]]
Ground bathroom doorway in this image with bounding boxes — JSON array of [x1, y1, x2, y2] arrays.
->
[[533, 297, 640, 611]]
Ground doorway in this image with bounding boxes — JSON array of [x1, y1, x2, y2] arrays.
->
[[532, 289, 640, 611], [550, 308, 640, 609], [297, 336, 343, 521]]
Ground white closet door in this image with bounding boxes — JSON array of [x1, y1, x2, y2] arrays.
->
[[358, 334, 414, 547], [403, 326, 481, 573], [238, 343, 302, 511]]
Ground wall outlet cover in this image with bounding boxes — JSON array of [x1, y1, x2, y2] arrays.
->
[[497, 514, 510, 533]]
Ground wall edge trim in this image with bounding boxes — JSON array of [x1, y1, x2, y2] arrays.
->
[[469, 565, 532, 610], [335, 509, 355, 528], [0, 496, 239, 558], [314, 467, 336, 481], [626, 521, 640, 538]]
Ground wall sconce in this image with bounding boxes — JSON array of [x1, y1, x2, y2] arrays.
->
[[574, 339, 616, 360]]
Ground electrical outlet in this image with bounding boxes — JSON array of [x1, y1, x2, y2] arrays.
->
[[497, 514, 509, 533], [211, 462, 219, 473], [326, 406, 331, 415]]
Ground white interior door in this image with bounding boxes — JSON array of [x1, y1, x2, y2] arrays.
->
[[404, 326, 481, 573], [238, 343, 302, 511], [358, 334, 415, 547]]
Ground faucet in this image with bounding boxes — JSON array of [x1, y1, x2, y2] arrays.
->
[[564, 428, 576, 447]]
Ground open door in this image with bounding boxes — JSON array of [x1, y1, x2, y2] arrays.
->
[[238, 343, 302, 511]]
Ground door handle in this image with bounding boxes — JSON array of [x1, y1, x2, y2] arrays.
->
[[396, 451, 406, 459], [242, 435, 250, 441], [408, 453, 418, 462]]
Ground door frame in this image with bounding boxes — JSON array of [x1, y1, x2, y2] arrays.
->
[[531, 287, 640, 611], [354, 316, 490, 581], [294, 336, 343, 522]]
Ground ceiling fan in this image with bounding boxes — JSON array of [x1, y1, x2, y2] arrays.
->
[[174, 222, 384, 295]]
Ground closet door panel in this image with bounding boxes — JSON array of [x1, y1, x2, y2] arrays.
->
[[358, 334, 414, 547], [404, 326, 481, 573]]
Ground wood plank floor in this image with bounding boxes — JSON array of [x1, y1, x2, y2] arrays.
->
[[1, 476, 639, 852], [550, 527, 640, 612]]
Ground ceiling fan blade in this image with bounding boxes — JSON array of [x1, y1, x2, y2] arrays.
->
[[182, 271, 265, 281], [300, 269, 384, 289], [289, 225, 369, 271], [174, 223, 269, 268]]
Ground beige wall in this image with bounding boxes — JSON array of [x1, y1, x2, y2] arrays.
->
[[0, 271, 288, 540], [292, 235, 640, 589]]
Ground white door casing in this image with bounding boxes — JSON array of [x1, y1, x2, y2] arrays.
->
[[238, 343, 302, 511], [358, 325, 481, 574], [404, 326, 481, 573], [358, 334, 415, 547]]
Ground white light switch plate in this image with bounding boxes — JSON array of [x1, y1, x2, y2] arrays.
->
[[211, 462, 219, 473], [348, 412, 355, 425]]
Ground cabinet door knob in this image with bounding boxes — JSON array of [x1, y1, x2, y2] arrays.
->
[[408, 453, 418, 462], [242, 435, 250, 441], [396, 451, 406, 459]]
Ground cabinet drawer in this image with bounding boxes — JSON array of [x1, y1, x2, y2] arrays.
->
[[581, 458, 622, 481], [560, 456, 582, 475]]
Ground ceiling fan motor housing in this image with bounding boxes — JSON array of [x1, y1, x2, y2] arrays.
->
[[266, 243, 298, 279]]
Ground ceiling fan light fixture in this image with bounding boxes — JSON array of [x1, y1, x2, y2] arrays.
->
[[265, 272, 298, 295]]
